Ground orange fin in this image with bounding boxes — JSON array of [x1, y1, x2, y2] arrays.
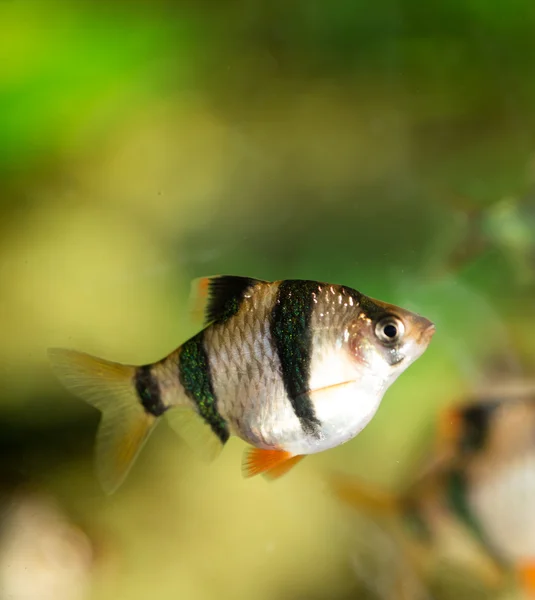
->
[[189, 276, 211, 325], [242, 448, 304, 480], [518, 563, 535, 597], [263, 455, 305, 481]]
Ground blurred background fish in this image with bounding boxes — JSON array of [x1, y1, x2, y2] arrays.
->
[[2, 1, 535, 599], [330, 375, 535, 599]]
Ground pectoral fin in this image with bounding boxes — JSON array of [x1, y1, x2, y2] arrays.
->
[[165, 405, 226, 463]]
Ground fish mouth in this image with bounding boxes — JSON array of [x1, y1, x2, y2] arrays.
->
[[419, 322, 436, 344]]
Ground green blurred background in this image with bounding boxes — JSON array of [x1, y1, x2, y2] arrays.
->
[[1, 1, 535, 598]]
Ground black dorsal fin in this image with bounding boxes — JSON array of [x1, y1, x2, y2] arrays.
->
[[189, 275, 266, 326]]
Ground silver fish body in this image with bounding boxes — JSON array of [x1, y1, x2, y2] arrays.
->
[[48, 276, 435, 493], [160, 279, 434, 454]]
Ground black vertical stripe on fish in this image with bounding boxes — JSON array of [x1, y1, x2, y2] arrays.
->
[[204, 275, 261, 325], [446, 470, 490, 550], [178, 332, 229, 444], [270, 280, 322, 437], [135, 365, 166, 417], [458, 401, 499, 455]]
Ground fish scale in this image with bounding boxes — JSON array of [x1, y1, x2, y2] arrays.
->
[[205, 282, 292, 446]]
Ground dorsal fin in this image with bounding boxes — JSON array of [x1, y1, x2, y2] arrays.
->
[[189, 275, 266, 326]]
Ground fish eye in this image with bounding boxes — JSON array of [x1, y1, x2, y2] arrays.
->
[[375, 316, 404, 345]]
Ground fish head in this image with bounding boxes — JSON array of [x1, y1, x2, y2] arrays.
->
[[441, 394, 535, 465], [347, 295, 435, 389]]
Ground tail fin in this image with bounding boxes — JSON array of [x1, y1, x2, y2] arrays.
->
[[47, 348, 158, 495]]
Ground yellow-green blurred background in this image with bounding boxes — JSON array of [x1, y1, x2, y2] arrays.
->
[[2, 1, 535, 599]]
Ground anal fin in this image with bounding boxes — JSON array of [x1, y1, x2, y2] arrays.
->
[[166, 406, 225, 463], [242, 447, 305, 480], [263, 455, 305, 481]]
